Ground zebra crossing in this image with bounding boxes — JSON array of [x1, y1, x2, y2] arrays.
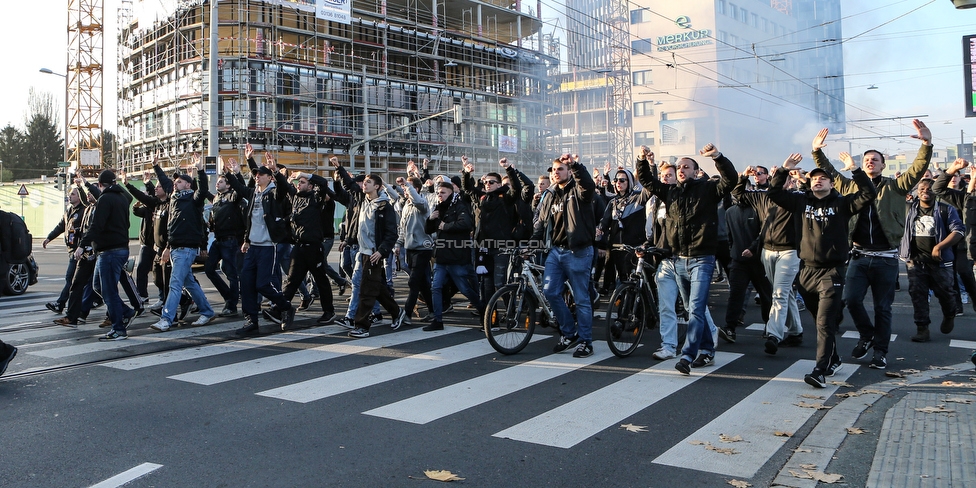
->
[[88, 324, 861, 478]]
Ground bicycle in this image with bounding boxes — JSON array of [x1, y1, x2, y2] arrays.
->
[[483, 248, 576, 355], [605, 244, 665, 357]]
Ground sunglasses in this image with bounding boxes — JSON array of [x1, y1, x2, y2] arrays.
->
[[484, 180, 499, 185], [755, 172, 767, 176], [613, 178, 629, 182]]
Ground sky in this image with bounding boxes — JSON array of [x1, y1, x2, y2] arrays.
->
[[0, 0, 974, 159]]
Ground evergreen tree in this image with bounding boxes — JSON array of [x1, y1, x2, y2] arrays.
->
[[18, 89, 64, 180], [0, 125, 24, 182]]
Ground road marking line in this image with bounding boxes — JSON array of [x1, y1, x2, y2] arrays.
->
[[88, 462, 162, 488], [493, 352, 743, 449], [364, 348, 614, 424], [257, 335, 545, 403], [102, 326, 343, 370], [949, 339, 976, 349], [170, 327, 465, 386], [28, 322, 244, 359], [652, 359, 857, 478], [841, 331, 896, 342]]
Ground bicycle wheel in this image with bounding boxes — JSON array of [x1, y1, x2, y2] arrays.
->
[[484, 284, 537, 355], [605, 283, 649, 357]]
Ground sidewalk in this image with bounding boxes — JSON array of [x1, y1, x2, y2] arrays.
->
[[772, 359, 976, 488]]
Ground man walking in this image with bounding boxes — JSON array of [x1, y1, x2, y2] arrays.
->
[[43, 185, 87, 314], [205, 158, 246, 317]]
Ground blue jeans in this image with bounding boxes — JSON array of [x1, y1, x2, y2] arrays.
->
[[240, 245, 290, 319], [56, 254, 78, 306], [205, 237, 242, 308], [96, 248, 132, 332], [761, 249, 803, 340], [656, 257, 719, 354], [431, 263, 483, 322], [542, 247, 594, 344], [845, 255, 898, 354], [162, 248, 214, 323], [675, 256, 716, 362]]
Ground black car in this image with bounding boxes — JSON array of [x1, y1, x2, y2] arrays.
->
[[0, 255, 38, 296], [0, 210, 39, 296]]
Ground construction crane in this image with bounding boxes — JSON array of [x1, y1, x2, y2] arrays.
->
[[66, 0, 104, 174]]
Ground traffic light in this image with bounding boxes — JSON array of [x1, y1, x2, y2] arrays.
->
[[54, 173, 64, 190]]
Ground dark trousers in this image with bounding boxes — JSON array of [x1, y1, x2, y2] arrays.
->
[[354, 256, 400, 331], [241, 245, 291, 320], [796, 265, 844, 374], [907, 260, 958, 329], [56, 254, 78, 306], [726, 258, 772, 329], [404, 249, 433, 317], [135, 244, 155, 299], [65, 256, 96, 321], [205, 237, 242, 308], [953, 251, 976, 313], [283, 243, 334, 316]]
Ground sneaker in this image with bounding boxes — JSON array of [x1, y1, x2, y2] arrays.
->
[[54, 317, 79, 328], [134, 308, 146, 318], [235, 319, 260, 337], [754, 293, 760, 305], [851, 338, 873, 360], [391, 309, 407, 330], [691, 353, 714, 368], [941, 316, 955, 334], [0, 343, 18, 376], [99, 318, 112, 328], [298, 296, 314, 312], [76, 317, 87, 325], [826, 358, 842, 377], [804, 372, 827, 388], [652, 348, 676, 360], [675, 358, 692, 375], [553, 334, 581, 353], [98, 329, 128, 341], [317, 312, 337, 325], [192, 315, 214, 326], [423, 320, 444, 332], [964, 292, 971, 305], [150, 319, 172, 332], [911, 328, 930, 342], [335, 317, 355, 330], [178, 297, 192, 321], [45, 302, 64, 314], [764, 337, 779, 355], [148, 299, 164, 311], [370, 313, 385, 326], [418, 313, 434, 322], [869, 352, 887, 370], [796, 297, 806, 312], [91, 300, 103, 309], [218, 306, 238, 317], [337, 281, 347, 296], [718, 326, 737, 344], [780, 333, 803, 347], [348, 327, 370, 338], [120, 309, 136, 328], [572, 342, 594, 358], [280, 307, 297, 331], [263, 307, 283, 324]]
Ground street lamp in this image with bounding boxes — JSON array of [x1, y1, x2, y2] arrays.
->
[[40, 67, 70, 195]]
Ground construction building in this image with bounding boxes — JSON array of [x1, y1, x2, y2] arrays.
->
[[116, 0, 558, 179], [552, 0, 846, 171]]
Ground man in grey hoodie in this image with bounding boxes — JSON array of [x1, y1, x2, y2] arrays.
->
[[395, 176, 435, 324]]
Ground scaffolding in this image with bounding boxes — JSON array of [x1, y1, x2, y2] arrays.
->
[[117, 0, 558, 177]]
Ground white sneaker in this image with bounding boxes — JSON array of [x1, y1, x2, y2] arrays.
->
[[963, 292, 970, 305], [191, 315, 214, 326], [150, 319, 171, 332], [652, 348, 676, 360]]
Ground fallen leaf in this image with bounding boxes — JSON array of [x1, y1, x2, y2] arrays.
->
[[689, 440, 708, 445], [774, 431, 793, 437], [835, 392, 857, 398], [719, 434, 744, 443], [942, 381, 976, 387], [424, 470, 465, 482], [799, 394, 825, 399], [762, 401, 771, 404], [620, 423, 647, 433], [830, 381, 853, 388], [793, 447, 812, 453], [945, 397, 973, 405], [706, 444, 740, 455], [885, 371, 905, 378], [795, 402, 832, 410], [846, 427, 867, 434], [860, 389, 887, 396], [915, 405, 955, 414], [799, 463, 818, 470], [930, 366, 954, 370], [727, 480, 751, 488], [790, 470, 844, 483]]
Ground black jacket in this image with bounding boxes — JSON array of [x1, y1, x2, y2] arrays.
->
[[333, 166, 365, 247], [285, 173, 330, 245], [209, 174, 246, 240], [427, 193, 474, 265], [767, 167, 877, 268], [725, 202, 762, 263], [167, 169, 209, 249], [531, 162, 597, 251], [47, 201, 87, 252], [79, 183, 132, 253], [461, 166, 523, 243], [637, 154, 737, 257], [126, 181, 157, 246], [228, 167, 291, 245], [731, 175, 801, 252]]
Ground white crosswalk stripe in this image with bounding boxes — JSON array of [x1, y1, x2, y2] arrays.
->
[[653, 359, 857, 478], [29, 322, 243, 359], [493, 351, 742, 448], [744, 323, 897, 342]]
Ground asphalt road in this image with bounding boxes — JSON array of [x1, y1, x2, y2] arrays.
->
[[1, 241, 972, 487]]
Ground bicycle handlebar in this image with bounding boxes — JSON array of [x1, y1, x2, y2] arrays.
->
[[611, 243, 666, 258]]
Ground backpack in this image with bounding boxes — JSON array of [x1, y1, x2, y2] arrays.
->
[[0, 210, 32, 263]]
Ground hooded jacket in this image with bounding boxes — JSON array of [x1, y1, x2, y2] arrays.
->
[[128, 169, 172, 253], [461, 165, 523, 244], [427, 191, 474, 265], [209, 172, 246, 241], [397, 184, 434, 251], [930, 171, 976, 260], [79, 183, 132, 253], [167, 169, 209, 249], [357, 191, 398, 258], [636, 154, 738, 257], [333, 166, 364, 247], [767, 166, 876, 268], [285, 173, 330, 245], [599, 169, 652, 247], [898, 199, 964, 265], [227, 167, 291, 245]]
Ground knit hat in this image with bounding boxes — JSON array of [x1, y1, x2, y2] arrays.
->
[[98, 169, 116, 185], [176, 173, 194, 184]]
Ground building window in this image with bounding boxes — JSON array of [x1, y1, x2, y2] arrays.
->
[[740, 8, 748, 23], [630, 9, 651, 24], [632, 70, 653, 85], [632, 39, 652, 54], [717, 0, 726, 15], [634, 131, 655, 146], [729, 3, 738, 20], [633, 101, 655, 117]]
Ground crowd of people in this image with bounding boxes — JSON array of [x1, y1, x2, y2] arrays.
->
[[15, 119, 974, 387]]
